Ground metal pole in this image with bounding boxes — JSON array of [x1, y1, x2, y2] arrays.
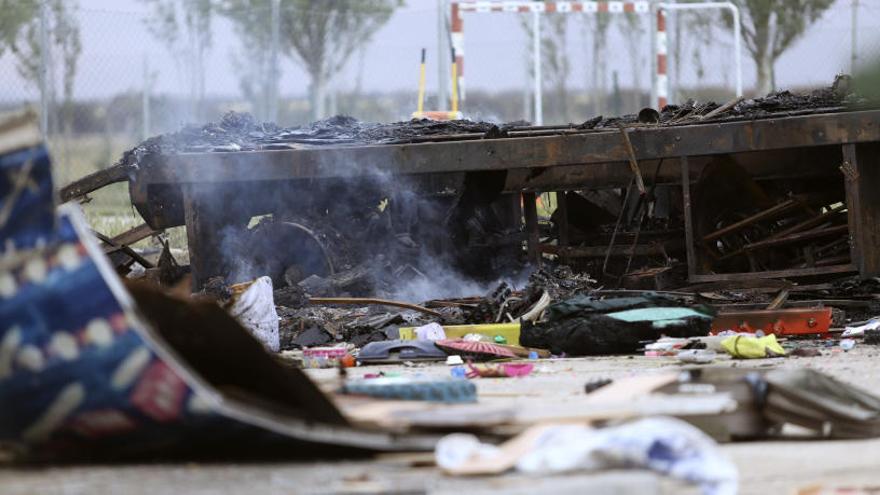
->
[[269, 0, 280, 122], [730, 4, 742, 97], [437, 0, 447, 110], [142, 54, 151, 140], [851, 0, 858, 73], [655, 8, 667, 109], [658, 2, 742, 98], [532, 8, 543, 125], [649, 2, 658, 108], [39, 0, 50, 136]]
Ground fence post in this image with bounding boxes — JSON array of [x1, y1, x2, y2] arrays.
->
[[269, 0, 280, 122], [142, 54, 151, 140], [39, 0, 50, 137], [531, 6, 543, 125]]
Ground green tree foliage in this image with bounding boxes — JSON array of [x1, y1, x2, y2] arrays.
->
[[141, 0, 213, 121], [221, 0, 400, 121], [721, 0, 834, 94], [0, 0, 81, 134], [580, 3, 612, 115]]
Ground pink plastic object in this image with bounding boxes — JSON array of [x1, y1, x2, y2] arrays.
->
[[303, 347, 348, 368], [466, 363, 534, 378], [435, 339, 518, 359]]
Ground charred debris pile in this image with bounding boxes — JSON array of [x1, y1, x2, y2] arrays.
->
[[77, 78, 880, 357], [114, 75, 862, 165]]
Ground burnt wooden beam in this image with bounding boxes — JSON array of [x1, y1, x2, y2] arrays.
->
[[92, 230, 154, 269], [702, 198, 801, 243], [540, 239, 683, 258], [681, 156, 698, 281], [182, 184, 233, 291], [137, 110, 880, 185], [106, 222, 159, 249], [843, 142, 880, 278], [688, 264, 856, 283], [522, 191, 540, 267], [556, 191, 569, 265], [59, 163, 130, 202], [743, 224, 848, 252], [768, 204, 845, 240]]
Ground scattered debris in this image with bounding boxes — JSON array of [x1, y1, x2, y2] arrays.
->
[[521, 293, 713, 355]]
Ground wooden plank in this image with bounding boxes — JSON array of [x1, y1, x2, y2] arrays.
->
[[743, 224, 848, 252], [844, 142, 880, 277], [107, 222, 158, 249], [688, 264, 857, 283], [556, 191, 569, 265], [522, 191, 541, 266], [92, 230, 154, 269], [681, 156, 698, 280], [182, 185, 229, 291], [59, 163, 129, 202], [540, 239, 683, 258], [842, 143, 862, 275], [140, 110, 880, 185], [702, 198, 799, 243], [768, 204, 845, 240]]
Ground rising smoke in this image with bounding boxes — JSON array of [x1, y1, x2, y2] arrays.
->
[[188, 113, 529, 303]]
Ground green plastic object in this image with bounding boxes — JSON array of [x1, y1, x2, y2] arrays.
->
[[493, 335, 507, 344]]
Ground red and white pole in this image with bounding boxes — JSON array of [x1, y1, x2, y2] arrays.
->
[[655, 6, 668, 109], [450, 2, 465, 103]]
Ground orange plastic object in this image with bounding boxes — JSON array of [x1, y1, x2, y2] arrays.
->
[[711, 307, 833, 337]]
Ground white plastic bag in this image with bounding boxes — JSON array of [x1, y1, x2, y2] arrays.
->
[[229, 276, 280, 352], [414, 322, 446, 341], [435, 417, 737, 495]]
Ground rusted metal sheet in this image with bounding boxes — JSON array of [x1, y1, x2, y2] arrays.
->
[[711, 307, 833, 336]]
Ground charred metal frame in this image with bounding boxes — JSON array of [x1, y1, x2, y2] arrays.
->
[[130, 110, 880, 288]]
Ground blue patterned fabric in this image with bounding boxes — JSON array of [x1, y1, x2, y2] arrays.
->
[[0, 133, 377, 461], [0, 144, 54, 249], [0, 139, 225, 460]]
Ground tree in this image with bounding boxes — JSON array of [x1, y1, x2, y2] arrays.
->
[[141, 0, 213, 121], [223, 0, 399, 121], [222, 2, 277, 121], [670, 9, 715, 101], [0, 0, 81, 136], [520, 11, 572, 123], [620, 10, 645, 110], [542, 14, 571, 122], [722, 0, 834, 94], [580, 4, 612, 115]]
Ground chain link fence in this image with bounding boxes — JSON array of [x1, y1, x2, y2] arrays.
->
[[0, 0, 876, 203]]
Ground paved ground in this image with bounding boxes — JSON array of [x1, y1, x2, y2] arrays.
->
[[3, 346, 880, 494]]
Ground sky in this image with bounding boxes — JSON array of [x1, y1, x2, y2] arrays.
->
[[3, 0, 880, 104]]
